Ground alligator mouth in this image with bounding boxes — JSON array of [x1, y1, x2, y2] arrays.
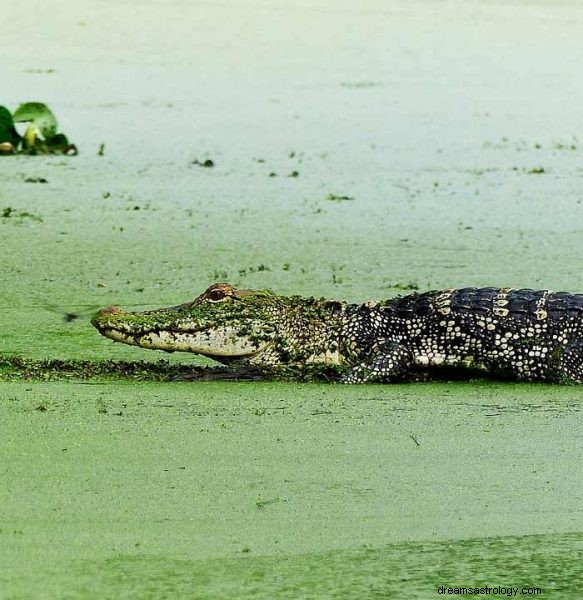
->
[[93, 308, 229, 337], [97, 325, 272, 360], [99, 327, 144, 345], [93, 305, 273, 359]]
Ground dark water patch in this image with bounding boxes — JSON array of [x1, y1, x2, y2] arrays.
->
[[0, 355, 262, 382]]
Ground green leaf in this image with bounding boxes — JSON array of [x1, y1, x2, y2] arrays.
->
[[0, 105, 20, 146], [13, 102, 58, 138]]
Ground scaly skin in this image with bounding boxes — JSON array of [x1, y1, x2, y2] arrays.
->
[[92, 283, 583, 383]]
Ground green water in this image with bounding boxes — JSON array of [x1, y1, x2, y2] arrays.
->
[[0, 152, 581, 596], [1, 382, 582, 598], [1, 0, 583, 598]]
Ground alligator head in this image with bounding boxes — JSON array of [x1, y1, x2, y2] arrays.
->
[[91, 283, 286, 364], [92, 282, 345, 367]]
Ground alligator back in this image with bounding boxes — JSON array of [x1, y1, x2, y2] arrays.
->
[[390, 288, 583, 323]]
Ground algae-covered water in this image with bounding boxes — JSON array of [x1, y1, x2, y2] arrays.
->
[[1, 1, 583, 598], [2, 382, 583, 597]]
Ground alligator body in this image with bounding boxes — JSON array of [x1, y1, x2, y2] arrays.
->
[[92, 283, 583, 383]]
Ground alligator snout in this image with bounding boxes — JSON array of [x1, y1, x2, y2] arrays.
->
[[91, 305, 125, 329], [96, 305, 123, 316]]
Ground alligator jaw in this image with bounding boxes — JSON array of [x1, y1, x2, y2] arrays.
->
[[101, 327, 270, 358], [92, 307, 273, 359]]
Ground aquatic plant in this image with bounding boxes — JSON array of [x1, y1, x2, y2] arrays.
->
[[0, 102, 76, 154]]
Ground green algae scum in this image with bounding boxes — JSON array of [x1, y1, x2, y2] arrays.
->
[[2, 1, 583, 598]]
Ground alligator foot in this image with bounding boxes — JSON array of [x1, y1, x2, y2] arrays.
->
[[555, 340, 583, 383], [341, 341, 413, 384]]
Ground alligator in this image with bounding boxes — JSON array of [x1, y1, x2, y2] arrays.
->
[[91, 283, 583, 383]]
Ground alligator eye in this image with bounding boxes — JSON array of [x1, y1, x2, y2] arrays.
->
[[207, 289, 228, 302]]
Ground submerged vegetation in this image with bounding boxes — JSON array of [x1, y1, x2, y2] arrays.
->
[[0, 102, 77, 154]]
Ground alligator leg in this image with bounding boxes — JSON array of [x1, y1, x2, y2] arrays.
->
[[342, 341, 413, 384], [555, 340, 583, 383]]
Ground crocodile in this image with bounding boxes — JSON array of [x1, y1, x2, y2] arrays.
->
[[91, 283, 583, 383]]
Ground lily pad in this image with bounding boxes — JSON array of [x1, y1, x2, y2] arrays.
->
[[3, 102, 77, 154], [13, 102, 58, 139]]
